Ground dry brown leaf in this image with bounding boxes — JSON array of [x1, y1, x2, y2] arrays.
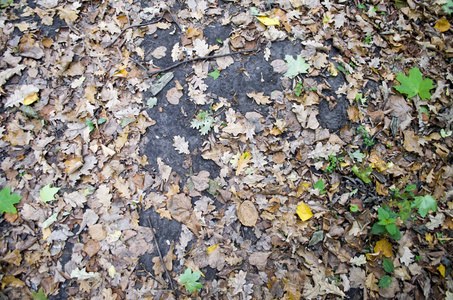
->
[[247, 91, 271, 105], [403, 131, 423, 155], [166, 87, 183, 105], [151, 46, 167, 59], [237, 200, 258, 227], [84, 240, 101, 257]]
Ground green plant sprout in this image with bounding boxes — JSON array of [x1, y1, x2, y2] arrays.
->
[[294, 81, 304, 97], [370, 206, 402, 240], [357, 126, 374, 148], [355, 93, 366, 105], [191, 109, 215, 135], [391, 184, 437, 219], [180, 268, 203, 293], [325, 154, 342, 174], [378, 257, 395, 287]]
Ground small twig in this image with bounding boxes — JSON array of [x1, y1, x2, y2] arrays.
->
[[129, 56, 149, 72], [106, 13, 165, 48], [147, 216, 175, 291], [147, 43, 261, 76]]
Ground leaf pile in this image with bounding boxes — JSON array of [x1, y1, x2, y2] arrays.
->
[[0, 0, 452, 299]]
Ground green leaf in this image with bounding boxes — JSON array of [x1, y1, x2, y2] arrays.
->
[[385, 223, 397, 235], [208, 69, 221, 80], [443, 0, 453, 14], [377, 207, 390, 221], [378, 275, 392, 287], [0, 187, 21, 214], [97, 118, 107, 125], [191, 110, 214, 135], [351, 165, 372, 184], [85, 120, 94, 131], [370, 223, 385, 234], [32, 288, 48, 300], [394, 67, 434, 100], [147, 97, 158, 108], [389, 227, 402, 240], [284, 54, 310, 78], [313, 179, 326, 194], [40, 184, 60, 203], [411, 195, 437, 217], [180, 268, 203, 293], [383, 258, 395, 273], [350, 204, 359, 212], [399, 200, 411, 222]]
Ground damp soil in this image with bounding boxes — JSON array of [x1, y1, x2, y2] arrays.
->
[[136, 21, 350, 278]]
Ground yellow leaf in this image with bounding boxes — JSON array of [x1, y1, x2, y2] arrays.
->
[[296, 202, 313, 221], [374, 238, 393, 257], [1, 275, 25, 290], [437, 264, 445, 277], [206, 244, 218, 254], [108, 265, 117, 278], [23, 92, 39, 105], [42, 227, 51, 240], [434, 19, 450, 33], [256, 16, 280, 26], [113, 69, 128, 78], [328, 62, 338, 76], [236, 152, 251, 176]]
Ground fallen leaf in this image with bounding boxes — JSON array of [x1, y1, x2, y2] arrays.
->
[[237, 201, 258, 227], [296, 202, 313, 221], [151, 46, 167, 59], [374, 238, 393, 258], [256, 16, 280, 26], [403, 131, 423, 155], [434, 19, 450, 33], [173, 135, 190, 154], [166, 87, 183, 105], [247, 91, 271, 105]]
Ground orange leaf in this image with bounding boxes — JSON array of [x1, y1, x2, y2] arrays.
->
[[434, 19, 450, 33], [374, 238, 393, 257]]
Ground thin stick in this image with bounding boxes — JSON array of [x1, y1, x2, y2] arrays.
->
[[147, 216, 175, 291], [147, 43, 261, 76], [106, 13, 165, 48]]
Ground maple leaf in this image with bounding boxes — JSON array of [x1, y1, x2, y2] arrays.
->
[[40, 184, 60, 203], [443, 0, 453, 14], [180, 268, 203, 293], [411, 194, 437, 217], [284, 54, 310, 78], [394, 67, 434, 100], [0, 187, 21, 214], [32, 288, 48, 300]]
